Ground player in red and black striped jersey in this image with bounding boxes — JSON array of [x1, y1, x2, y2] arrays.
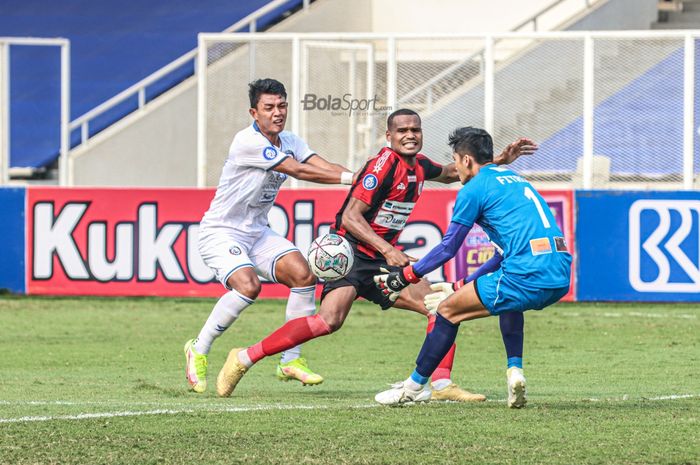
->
[[216, 109, 537, 402], [333, 147, 443, 259]]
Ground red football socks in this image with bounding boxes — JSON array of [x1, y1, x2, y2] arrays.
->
[[247, 314, 331, 364]]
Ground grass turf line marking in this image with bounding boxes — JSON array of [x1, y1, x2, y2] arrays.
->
[[1, 394, 697, 424], [0, 404, 379, 424]]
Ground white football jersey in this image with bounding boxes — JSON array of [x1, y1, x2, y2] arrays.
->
[[200, 123, 315, 244]]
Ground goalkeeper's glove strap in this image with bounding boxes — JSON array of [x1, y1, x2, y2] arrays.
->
[[401, 266, 421, 284]]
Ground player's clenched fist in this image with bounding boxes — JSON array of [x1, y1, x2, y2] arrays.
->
[[373, 266, 421, 301]]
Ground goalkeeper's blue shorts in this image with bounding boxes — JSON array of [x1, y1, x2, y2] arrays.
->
[[475, 269, 568, 315]]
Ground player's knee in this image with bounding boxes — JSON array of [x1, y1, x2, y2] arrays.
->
[[437, 301, 460, 324], [321, 314, 344, 333], [288, 268, 317, 288], [229, 276, 261, 300]]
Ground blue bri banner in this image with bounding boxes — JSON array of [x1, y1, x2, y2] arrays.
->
[[577, 190, 700, 302], [0, 187, 26, 293]]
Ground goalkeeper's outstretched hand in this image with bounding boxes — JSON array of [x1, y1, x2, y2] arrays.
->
[[423, 282, 457, 314], [373, 266, 421, 302]]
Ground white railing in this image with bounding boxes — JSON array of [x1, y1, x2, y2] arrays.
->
[[199, 31, 699, 190], [0, 37, 70, 186], [398, 0, 600, 110], [69, 0, 311, 150]]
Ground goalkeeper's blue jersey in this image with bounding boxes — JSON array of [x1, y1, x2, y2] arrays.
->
[[452, 164, 571, 288]]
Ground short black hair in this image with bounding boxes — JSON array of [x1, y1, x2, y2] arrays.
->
[[448, 127, 493, 164], [248, 78, 287, 108], [387, 108, 420, 130]]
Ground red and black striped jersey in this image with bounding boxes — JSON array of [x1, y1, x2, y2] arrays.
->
[[334, 147, 443, 258]]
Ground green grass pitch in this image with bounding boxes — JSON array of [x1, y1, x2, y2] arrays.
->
[[0, 295, 697, 465]]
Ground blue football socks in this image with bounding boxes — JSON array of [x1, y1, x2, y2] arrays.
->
[[500, 311, 524, 368], [414, 313, 460, 380]]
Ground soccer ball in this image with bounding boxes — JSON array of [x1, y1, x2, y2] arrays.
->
[[307, 233, 354, 281]]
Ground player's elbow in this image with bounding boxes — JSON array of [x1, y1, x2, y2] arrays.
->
[[341, 210, 358, 231]]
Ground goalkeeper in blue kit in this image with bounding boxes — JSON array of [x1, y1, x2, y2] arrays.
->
[[374, 127, 572, 407]]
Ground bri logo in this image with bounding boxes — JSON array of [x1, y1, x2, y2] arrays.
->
[[628, 200, 700, 293]]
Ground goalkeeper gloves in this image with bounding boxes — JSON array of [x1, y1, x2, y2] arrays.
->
[[373, 266, 421, 301], [423, 280, 466, 314]]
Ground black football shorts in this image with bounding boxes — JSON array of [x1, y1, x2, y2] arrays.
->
[[321, 253, 396, 310]]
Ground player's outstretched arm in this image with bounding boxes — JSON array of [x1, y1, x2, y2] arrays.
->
[[430, 163, 459, 184], [273, 156, 353, 185], [305, 154, 361, 184], [494, 138, 538, 165], [374, 221, 471, 299]]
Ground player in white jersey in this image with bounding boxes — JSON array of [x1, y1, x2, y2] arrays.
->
[[184, 78, 355, 393]]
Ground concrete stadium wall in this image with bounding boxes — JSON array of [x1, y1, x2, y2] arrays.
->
[[71, 80, 197, 186]]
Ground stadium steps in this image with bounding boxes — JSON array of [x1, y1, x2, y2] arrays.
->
[[8, 0, 308, 180], [414, 4, 677, 183], [652, 0, 700, 28]]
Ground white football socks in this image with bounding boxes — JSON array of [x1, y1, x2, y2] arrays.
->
[[280, 285, 317, 364], [193, 289, 254, 355]]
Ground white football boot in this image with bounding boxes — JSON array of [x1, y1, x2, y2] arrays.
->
[[375, 381, 432, 406], [506, 367, 527, 409]]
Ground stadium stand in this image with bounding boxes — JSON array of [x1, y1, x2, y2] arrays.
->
[[526, 46, 694, 180], [0, 0, 303, 172]]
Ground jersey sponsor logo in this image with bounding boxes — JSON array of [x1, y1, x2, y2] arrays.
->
[[407, 175, 417, 182], [554, 236, 568, 252], [255, 172, 286, 206], [362, 174, 378, 190], [262, 146, 278, 160], [372, 151, 391, 173], [629, 199, 700, 292], [229, 246, 242, 255], [373, 200, 415, 230], [529, 237, 552, 255], [381, 200, 415, 215], [374, 212, 409, 230]]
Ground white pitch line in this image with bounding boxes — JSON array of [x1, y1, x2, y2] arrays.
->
[[0, 404, 378, 424], [0, 394, 697, 424]]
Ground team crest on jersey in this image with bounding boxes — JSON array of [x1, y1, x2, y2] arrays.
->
[[229, 246, 242, 255], [396, 182, 406, 190], [262, 146, 278, 160], [362, 174, 378, 190]]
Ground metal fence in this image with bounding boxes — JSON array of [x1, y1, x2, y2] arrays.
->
[[198, 31, 700, 190]]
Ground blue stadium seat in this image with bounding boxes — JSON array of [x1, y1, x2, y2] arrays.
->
[[1, 0, 301, 170], [520, 46, 700, 177]]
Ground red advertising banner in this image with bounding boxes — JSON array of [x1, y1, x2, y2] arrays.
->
[[26, 187, 575, 300], [26, 188, 454, 298]]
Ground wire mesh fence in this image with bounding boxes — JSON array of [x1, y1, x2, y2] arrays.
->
[[199, 32, 700, 190]]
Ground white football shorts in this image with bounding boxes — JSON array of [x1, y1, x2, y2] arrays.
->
[[198, 227, 299, 289]]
